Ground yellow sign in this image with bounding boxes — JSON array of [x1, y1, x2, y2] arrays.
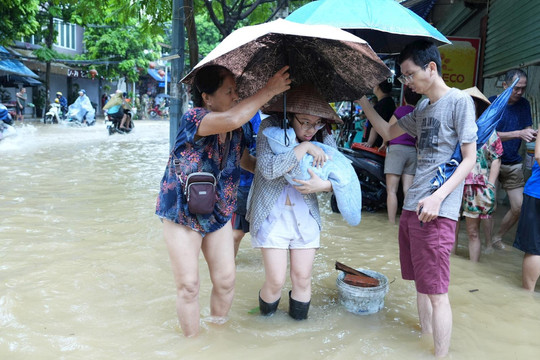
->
[[439, 38, 480, 90]]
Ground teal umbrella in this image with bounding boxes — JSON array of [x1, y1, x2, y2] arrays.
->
[[429, 77, 519, 193], [286, 0, 450, 54]]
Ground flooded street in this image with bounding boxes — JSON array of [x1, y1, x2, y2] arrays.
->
[[1, 120, 539, 359]]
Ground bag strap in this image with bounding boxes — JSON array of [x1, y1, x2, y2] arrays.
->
[[174, 132, 231, 182]]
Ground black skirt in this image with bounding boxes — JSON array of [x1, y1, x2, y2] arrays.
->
[[513, 194, 540, 255]]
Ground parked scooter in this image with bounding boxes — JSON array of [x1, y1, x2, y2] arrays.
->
[[332, 143, 387, 213], [148, 103, 169, 119], [332, 104, 388, 213], [43, 99, 62, 124]]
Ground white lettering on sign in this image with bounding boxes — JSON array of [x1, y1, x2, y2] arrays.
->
[[67, 69, 89, 78]]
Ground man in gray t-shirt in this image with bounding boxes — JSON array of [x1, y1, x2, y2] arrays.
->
[[357, 40, 477, 358]]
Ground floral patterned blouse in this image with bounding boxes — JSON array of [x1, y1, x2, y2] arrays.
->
[[155, 107, 245, 235], [464, 130, 503, 186]]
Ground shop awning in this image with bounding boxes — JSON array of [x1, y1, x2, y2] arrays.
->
[[0, 46, 40, 78], [0, 74, 42, 87], [147, 68, 171, 82]]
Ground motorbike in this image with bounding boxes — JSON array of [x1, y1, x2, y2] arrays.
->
[[331, 104, 388, 213], [332, 144, 387, 213], [0, 104, 16, 141], [105, 109, 134, 135], [44, 102, 62, 124], [148, 104, 169, 119]]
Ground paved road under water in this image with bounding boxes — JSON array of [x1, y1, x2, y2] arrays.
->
[[1, 120, 539, 359]]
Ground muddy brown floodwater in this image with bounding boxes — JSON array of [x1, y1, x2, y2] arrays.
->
[[1, 120, 539, 359]]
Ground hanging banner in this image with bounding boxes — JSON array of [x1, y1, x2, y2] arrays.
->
[[438, 37, 481, 89]]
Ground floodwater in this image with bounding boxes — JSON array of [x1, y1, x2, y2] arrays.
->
[[1, 120, 539, 360]]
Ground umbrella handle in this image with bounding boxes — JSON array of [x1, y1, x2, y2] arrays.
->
[[283, 92, 289, 147]]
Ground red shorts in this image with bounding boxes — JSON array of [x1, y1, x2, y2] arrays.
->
[[398, 210, 456, 294]]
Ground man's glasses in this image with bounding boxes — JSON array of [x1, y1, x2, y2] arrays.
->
[[398, 63, 429, 85], [294, 116, 325, 131]]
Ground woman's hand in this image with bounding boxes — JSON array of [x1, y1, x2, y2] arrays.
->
[[304, 142, 328, 168], [293, 169, 332, 194], [263, 66, 291, 97]]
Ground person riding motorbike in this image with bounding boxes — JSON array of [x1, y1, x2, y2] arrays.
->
[[120, 92, 133, 130], [67, 89, 95, 126], [103, 90, 132, 132], [56, 91, 68, 119], [0, 104, 16, 140], [44, 98, 62, 124]]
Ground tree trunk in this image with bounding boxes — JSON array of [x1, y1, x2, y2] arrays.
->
[[45, 15, 55, 115], [184, 0, 199, 70]]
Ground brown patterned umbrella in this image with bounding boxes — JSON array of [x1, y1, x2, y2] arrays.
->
[[181, 19, 391, 103]]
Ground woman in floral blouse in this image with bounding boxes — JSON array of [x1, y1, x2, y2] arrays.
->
[[156, 65, 290, 337]]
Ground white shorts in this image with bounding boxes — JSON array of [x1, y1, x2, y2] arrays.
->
[[252, 205, 320, 249]]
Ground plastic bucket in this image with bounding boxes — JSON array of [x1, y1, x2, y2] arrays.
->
[[336, 269, 389, 315]]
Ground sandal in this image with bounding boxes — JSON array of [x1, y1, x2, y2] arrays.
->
[[492, 240, 506, 250]]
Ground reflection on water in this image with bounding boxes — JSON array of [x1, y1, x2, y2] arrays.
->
[[1, 120, 539, 359]]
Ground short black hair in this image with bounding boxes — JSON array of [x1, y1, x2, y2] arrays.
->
[[504, 68, 527, 84], [398, 40, 442, 76], [403, 87, 422, 106], [191, 65, 233, 107], [378, 78, 393, 94]]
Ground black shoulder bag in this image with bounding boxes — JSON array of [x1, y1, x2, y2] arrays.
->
[[175, 133, 231, 215]]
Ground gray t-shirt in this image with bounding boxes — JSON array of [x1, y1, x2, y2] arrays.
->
[[398, 88, 477, 221]]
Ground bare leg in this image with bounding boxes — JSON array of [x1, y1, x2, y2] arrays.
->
[[163, 220, 203, 337], [289, 248, 316, 302], [493, 187, 523, 246], [418, 292, 452, 357], [481, 218, 494, 250], [202, 221, 236, 319], [465, 217, 481, 262], [429, 293, 452, 358], [401, 174, 414, 197], [120, 114, 127, 128], [232, 229, 245, 258], [260, 248, 288, 303], [386, 173, 401, 224], [522, 253, 540, 291], [417, 292, 433, 334]]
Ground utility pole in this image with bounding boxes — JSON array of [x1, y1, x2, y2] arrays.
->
[[170, 0, 185, 150]]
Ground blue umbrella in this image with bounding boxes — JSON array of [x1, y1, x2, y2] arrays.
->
[[286, 0, 450, 54], [429, 77, 519, 193]]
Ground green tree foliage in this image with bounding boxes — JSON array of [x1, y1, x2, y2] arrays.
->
[[196, 13, 221, 59], [201, 0, 311, 38], [0, 0, 40, 46], [84, 22, 162, 82]]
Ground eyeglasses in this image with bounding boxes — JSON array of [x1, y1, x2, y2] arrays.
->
[[294, 116, 325, 131], [398, 63, 429, 85]]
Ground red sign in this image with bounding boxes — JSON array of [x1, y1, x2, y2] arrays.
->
[[439, 37, 481, 89]]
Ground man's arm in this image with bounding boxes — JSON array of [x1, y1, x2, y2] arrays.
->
[[497, 126, 537, 143], [418, 141, 477, 223], [356, 96, 405, 141]]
